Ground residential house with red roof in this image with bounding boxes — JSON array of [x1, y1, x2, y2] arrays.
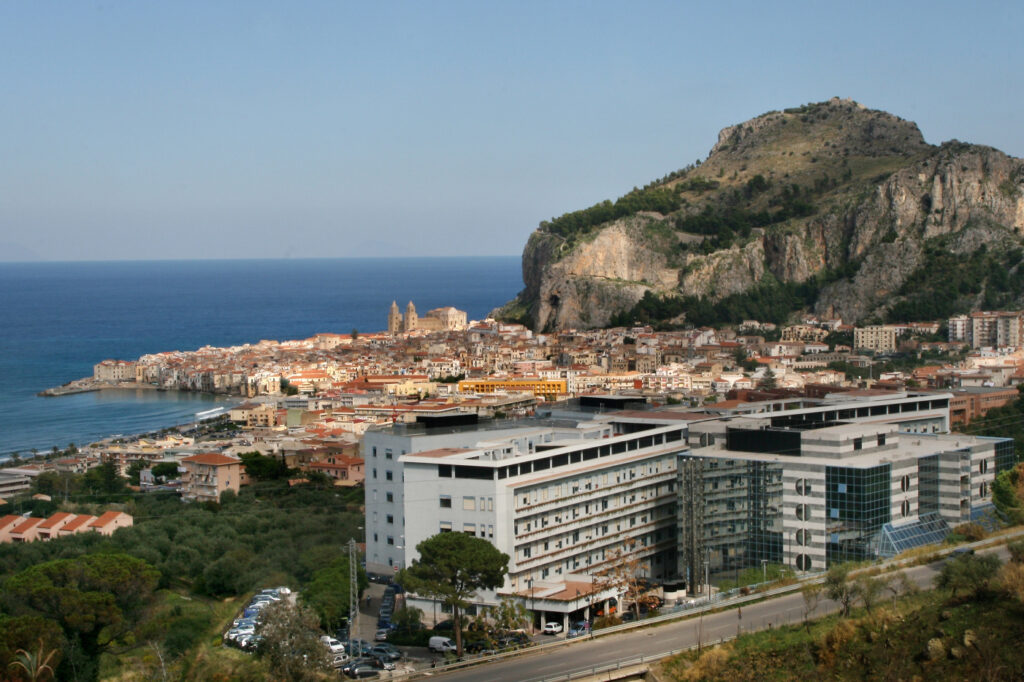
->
[[180, 453, 244, 503]]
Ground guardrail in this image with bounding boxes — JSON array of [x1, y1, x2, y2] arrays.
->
[[390, 528, 1024, 681]]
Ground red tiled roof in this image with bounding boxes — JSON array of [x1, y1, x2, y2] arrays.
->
[[89, 511, 125, 528], [38, 512, 74, 530], [181, 453, 240, 466], [62, 514, 96, 532]]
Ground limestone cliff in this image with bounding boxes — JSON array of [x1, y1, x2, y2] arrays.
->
[[495, 98, 1024, 330]]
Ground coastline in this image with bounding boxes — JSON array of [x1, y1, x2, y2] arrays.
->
[[37, 378, 160, 397]]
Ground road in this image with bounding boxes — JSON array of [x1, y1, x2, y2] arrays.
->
[[426, 544, 1009, 682]]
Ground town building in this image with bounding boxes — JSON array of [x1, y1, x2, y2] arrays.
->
[[365, 412, 686, 630], [458, 378, 567, 402], [387, 301, 468, 334], [675, 390, 1011, 589], [853, 325, 898, 353], [179, 453, 244, 502], [949, 311, 1024, 348]]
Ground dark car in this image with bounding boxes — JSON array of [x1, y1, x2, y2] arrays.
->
[[433, 620, 454, 631], [369, 644, 401, 661], [343, 658, 383, 677]]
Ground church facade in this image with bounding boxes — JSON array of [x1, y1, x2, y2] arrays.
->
[[388, 301, 467, 334]]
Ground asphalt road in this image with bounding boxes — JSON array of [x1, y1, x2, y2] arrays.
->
[[428, 544, 1010, 682]]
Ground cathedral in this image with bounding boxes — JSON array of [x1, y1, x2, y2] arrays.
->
[[387, 301, 467, 334]]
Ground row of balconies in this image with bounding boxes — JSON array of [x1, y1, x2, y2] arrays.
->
[[515, 491, 676, 541], [513, 469, 677, 518]]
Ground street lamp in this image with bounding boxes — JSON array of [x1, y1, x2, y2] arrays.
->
[[527, 578, 535, 633], [761, 559, 768, 585]]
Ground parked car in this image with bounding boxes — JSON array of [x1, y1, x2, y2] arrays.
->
[[327, 652, 350, 669], [343, 662, 380, 679], [374, 628, 389, 642], [542, 622, 563, 635], [428, 636, 457, 653], [433, 620, 454, 631], [320, 635, 346, 654], [369, 643, 401, 661]]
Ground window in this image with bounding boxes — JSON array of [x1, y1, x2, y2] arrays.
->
[[385, 449, 393, 460], [900, 474, 910, 492], [372, 468, 377, 479], [386, 515, 394, 524], [385, 471, 393, 481], [980, 481, 988, 498], [878, 434, 886, 446], [980, 459, 989, 474], [853, 438, 863, 451], [440, 495, 452, 508], [386, 492, 394, 503], [387, 536, 394, 545], [372, 447, 377, 458], [463, 523, 476, 535], [463, 497, 476, 511], [440, 521, 452, 532]]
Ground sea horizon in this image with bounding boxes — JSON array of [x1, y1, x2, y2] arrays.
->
[[0, 256, 523, 456]]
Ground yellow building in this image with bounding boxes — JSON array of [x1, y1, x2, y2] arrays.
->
[[458, 378, 567, 402]]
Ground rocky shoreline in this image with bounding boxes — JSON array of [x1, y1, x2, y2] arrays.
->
[[38, 378, 160, 397]]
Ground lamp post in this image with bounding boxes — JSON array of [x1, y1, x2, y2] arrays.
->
[[761, 559, 768, 585], [527, 578, 535, 633]]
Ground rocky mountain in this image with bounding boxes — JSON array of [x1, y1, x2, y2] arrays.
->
[[495, 98, 1024, 331]]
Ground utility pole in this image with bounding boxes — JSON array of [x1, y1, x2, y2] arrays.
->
[[348, 538, 358, 657]]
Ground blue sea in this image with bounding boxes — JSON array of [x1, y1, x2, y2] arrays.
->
[[0, 258, 522, 458]]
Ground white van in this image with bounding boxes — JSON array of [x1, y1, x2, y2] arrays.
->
[[428, 636, 457, 653]]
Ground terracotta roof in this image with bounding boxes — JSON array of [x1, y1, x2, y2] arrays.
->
[[38, 512, 74, 530], [181, 453, 241, 466], [11, 517, 44, 534], [61, 514, 96, 532], [0, 515, 21, 531], [90, 511, 127, 528]]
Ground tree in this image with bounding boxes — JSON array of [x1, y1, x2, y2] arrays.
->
[[853, 574, 888, 613], [5, 554, 159, 682], [800, 583, 823, 631], [398, 533, 509, 657], [824, 564, 855, 617], [301, 555, 367, 632], [760, 367, 778, 390], [935, 553, 1002, 599], [594, 537, 650, 621], [255, 601, 329, 682], [491, 595, 530, 633], [239, 451, 291, 481], [151, 461, 179, 482], [390, 606, 424, 634]]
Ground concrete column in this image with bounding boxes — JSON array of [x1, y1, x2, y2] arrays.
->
[[562, 612, 569, 633], [540, 612, 546, 629]]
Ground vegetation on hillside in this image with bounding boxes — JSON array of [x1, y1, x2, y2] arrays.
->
[[885, 240, 1024, 323], [660, 550, 1024, 681], [0, 482, 364, 680]]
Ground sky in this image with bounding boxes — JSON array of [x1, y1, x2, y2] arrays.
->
[[1, 1, 1022, 262]]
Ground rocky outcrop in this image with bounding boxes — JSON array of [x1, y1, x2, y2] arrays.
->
[[524, 220, 679, 330], [500, 99, 1024, 329]]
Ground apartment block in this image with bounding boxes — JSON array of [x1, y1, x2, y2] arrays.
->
[[853, 326, 898, 353]]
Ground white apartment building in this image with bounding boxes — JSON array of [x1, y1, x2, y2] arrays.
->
[[365, 415, 688, 627], [853, 325, 898, 353]]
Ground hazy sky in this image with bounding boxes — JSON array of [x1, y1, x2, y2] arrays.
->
[[2, 1, 1021, 261]]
